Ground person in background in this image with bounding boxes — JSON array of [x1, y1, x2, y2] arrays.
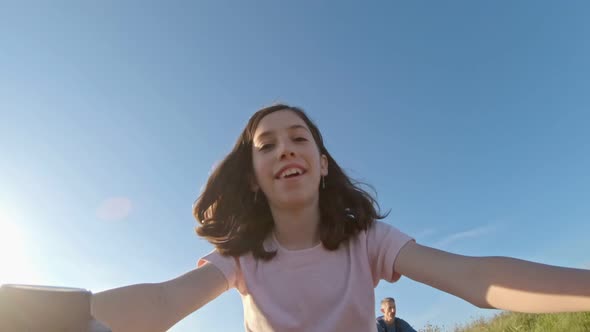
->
[[377, 297, 416, 332]]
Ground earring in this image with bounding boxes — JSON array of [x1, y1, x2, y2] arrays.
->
[[322, 176, 326, 189], [254, 190, 258, 203]]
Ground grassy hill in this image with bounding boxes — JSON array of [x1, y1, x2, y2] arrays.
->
[[420, 312, 590, 332]]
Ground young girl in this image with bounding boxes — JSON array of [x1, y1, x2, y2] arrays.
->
[[91, 104, 590, 332]]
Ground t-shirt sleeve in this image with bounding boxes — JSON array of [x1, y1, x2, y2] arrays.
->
[[198, 249, 239, 290], [367, 220, 414, 285]]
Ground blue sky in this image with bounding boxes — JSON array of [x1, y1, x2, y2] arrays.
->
[[1, 1, 590, 330]]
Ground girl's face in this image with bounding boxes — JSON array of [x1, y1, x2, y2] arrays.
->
[[251, 110, 328, 209]]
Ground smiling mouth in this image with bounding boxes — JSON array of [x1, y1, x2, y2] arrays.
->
[[275, 168, 307, 179], [282, 171, 306, 179]]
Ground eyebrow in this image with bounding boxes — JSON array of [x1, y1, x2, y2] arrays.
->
[[255, 124, 310, 140]]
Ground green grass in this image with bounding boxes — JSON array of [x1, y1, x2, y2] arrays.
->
[[418, 312, 590, 332]]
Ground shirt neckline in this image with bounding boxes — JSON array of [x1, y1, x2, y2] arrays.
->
[[270, 232, 324, 255]]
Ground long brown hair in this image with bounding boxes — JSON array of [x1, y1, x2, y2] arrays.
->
[[193, 104, 387, 260]]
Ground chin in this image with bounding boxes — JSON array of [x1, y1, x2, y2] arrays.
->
[[276, 193, 318, 209]]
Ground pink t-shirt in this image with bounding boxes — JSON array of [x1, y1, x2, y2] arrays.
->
[[198, 220, 413, 332]]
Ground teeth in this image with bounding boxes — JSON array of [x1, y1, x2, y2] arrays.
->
[[280, 168, 303, 178]]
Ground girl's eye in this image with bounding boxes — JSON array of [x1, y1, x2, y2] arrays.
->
[[294, 137, 308, 142], [258, 144, 274, 151]]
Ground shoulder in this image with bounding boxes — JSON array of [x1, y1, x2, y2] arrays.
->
[[395, 317, 415, 330], [367, 220, 412, 241], [365, 220, 414, 255], [375, 316, 386, 332], [376, 219, 411, 233], [198, 249, 254, 292]]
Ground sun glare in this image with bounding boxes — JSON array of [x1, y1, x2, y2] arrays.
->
[[0, 210, 39, 285]]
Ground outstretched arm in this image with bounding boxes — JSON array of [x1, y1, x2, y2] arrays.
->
[[394, 241, 590, 313], [91, 263, 227, 332]]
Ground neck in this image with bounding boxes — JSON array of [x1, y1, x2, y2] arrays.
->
[[270, 198, 321, 250], [384, 316, 396, 325]]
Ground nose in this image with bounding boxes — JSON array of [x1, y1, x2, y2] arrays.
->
[[280, 151, 296, 160], [278, 141, 296, 160]]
